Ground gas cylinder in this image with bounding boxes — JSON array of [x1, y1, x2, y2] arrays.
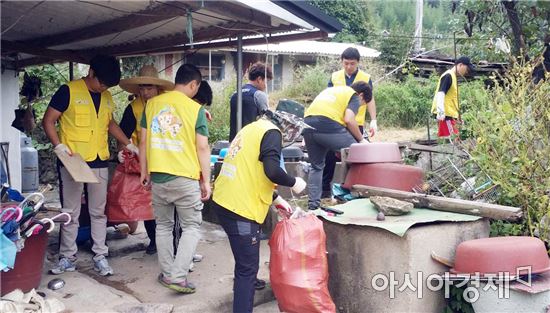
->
[[20, 135, 39, 192]]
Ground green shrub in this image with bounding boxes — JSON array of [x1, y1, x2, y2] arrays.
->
[[207, 79, 236, 144], [462, 63, 550, 241], [375, 75, 436, 128], [281, 59, 335, 105]]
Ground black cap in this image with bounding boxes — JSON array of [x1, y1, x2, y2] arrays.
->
[[455, 56, 475, 73]]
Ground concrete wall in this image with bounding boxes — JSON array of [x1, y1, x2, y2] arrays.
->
[[324, 219, 490, 313], [0, 69, 22, 190], [280, 55, 294, 89]]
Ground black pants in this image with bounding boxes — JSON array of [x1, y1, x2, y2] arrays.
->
[[321, 126, 364, 194], [322, 152, 339, 195], [216, 208, 260, 313]]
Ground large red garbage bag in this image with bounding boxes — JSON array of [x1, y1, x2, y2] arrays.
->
[[106, 150, 153, 222], [269, 212, 336, 313]]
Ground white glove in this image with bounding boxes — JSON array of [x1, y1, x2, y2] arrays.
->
[[273, 196, 293, 214], [117, 150, 125, 163], [291, 177, 307, 194], [369, 119, 378, 137], [359, 139, 369, 144], [126, 143, 139, 155], [435, 92, 446, 121], [54, 143, 72, 155]]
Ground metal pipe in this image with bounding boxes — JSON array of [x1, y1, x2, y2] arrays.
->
[[208, 49, 212, 81], [236, 34, 243, 134], [69, 62, 74, 81]]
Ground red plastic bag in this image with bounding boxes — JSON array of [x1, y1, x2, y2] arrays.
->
[[269, 212, 336, 313], [106, 150, 153, 222]]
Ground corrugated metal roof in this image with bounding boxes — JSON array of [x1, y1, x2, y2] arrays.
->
[[1, 1, 343, 69], [242, 41, 380, 58]]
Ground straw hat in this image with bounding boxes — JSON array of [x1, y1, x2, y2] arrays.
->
[[119, 65, 174, 94]]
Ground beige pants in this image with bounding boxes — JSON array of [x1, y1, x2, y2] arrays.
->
[[59, 166, 109, 258], [152, 177, 202, 283]]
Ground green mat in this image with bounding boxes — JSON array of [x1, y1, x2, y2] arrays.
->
[[314, 198, 481, 237]]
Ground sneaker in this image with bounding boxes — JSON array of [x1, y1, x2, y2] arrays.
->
[[157, 273, 196, 294], [93, 255, 114, 276], [192, 254, 203, 262], [114, 223, 130, 235], [189, 261, 195, 272], [49, 257, 76, 275], [145, 242, 157, 255], [255, 278, 266, 290]]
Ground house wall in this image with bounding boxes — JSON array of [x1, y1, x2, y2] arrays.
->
[[0, 69, 22, 190], [281, 55, 294, 88]]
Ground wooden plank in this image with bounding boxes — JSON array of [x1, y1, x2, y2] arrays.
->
[[54, 151, 99, 183], [351, 185, 523, 221]]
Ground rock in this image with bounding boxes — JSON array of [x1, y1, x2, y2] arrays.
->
[[370, 196, 413, 216], [376, 212, 385, 221], [114, 303, 174, 313]]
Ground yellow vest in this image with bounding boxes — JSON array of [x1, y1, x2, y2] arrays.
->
[[331, 69, 371, 125], [213, 119, 279, 224], [129, 97, 145, 145], [305, 86, 357, 126], [59, 79, 113, 162], [431, 69, 459, 118], [145, 91, 201, 179]]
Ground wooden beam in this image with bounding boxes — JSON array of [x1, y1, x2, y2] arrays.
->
[[91, 22, 296, 57], [351, 185, 523, 221], [119, 30, 328, 56], [1, 40, 90, 64], [167, 1, 274, 28], [25, 4, 185, 48], [14, 57, 70, 69]]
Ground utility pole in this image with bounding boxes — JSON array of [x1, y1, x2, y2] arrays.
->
[[414, 0, 423, 52]]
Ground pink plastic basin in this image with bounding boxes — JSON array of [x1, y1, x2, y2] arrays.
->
[[346, 142, 402, 163], [451, 236, 550, 276], [343, 163, 424, 191]]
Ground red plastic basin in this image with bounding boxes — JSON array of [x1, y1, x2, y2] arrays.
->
[[0, 230, 48, 296], [347, 142, 402, 163], [343, 163, 424, 191], [451, 236, 550, 276]]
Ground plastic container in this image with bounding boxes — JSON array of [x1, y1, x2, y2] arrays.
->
[[346, 142, 402, 164], [343, 163, 424, 191], [276, 99, 305, 118], [282, 146, 304, 162], [451, 236, 550, 277], [20, 135, 39, 193], [1, 230, 48, 296], [211, 140, 230, 155]]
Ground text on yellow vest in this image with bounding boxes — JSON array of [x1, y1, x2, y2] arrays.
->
[[331, 69, 371, 125], [59, 79, 113, 162], [145, 91, 201, 179], [431, 69, 459, 118], [213, 119, 279, 224], [305, 86, 358, 126]]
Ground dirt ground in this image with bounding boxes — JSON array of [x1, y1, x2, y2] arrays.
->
[[371, 126, 428, 142]]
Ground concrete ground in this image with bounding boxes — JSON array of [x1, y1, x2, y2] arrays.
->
[[36, 221, 280, 313], [18, 189, 281, 313]]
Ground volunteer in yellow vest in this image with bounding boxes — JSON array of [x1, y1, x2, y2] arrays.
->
[[212, 110, 307, 313], [118, 65, 175, 255], [303, 82, 372, 211], [325, 47, 377, 198], [138, 64, 211, 294], [431, 56, 474, 138], [43, 54, 135, 277]]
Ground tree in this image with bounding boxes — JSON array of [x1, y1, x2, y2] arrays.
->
[[458, 0, 550, 58], [308, 0, 372, 43]]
